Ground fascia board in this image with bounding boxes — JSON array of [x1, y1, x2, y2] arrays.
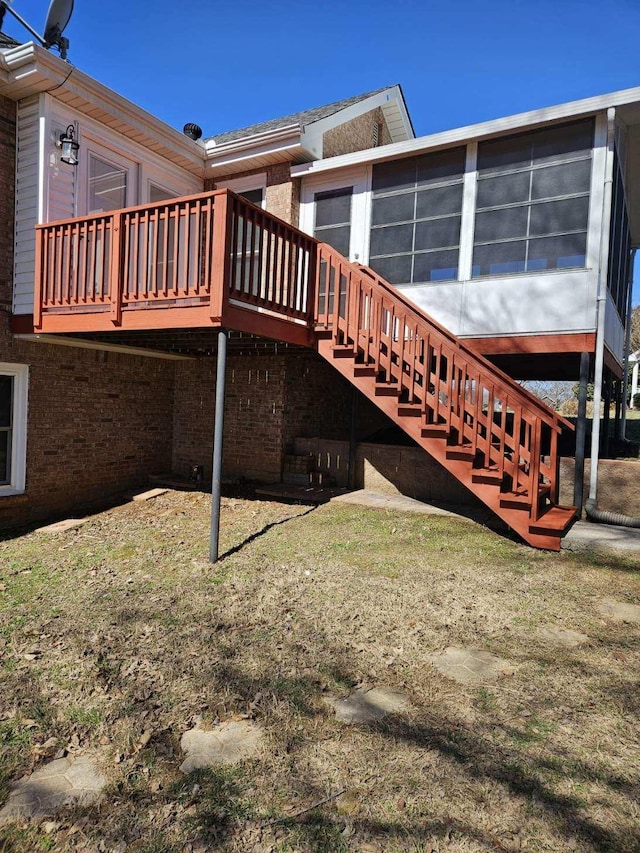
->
[[292, 85, 640, 177], [207, 140, 305, 175], [380, 84, 415, 141], [204, 125, 300, 157], [0, 43, 205, 174]]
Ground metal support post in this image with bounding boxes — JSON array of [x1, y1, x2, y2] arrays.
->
[[210, 329, 228, 562]]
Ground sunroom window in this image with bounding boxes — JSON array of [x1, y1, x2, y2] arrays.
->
[[314, 188, 352, 257], [369, 148, 465, 285], [472, 119, 593, 277]]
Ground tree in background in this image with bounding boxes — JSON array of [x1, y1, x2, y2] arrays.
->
[[631, 304, 640, 354]]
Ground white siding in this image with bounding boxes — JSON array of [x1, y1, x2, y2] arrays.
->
[[47, 110, 77, 222], [398, 269, 598, 339], [13, 96, 42, 315], [12, 96, 203, 316]]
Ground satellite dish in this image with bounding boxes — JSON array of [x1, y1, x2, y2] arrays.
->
[[0, 0, 74, 60], [43, 0, 73, 49]]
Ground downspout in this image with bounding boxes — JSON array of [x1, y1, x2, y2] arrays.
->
[[587, 108, 615, 505], [619, 247, 636, 439], [586, 131, 640, 527]]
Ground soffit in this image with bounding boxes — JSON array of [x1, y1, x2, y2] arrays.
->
[[0, 42, 205, 177]]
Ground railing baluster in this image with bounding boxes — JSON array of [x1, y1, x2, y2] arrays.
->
[[110, 212, 123, 325]]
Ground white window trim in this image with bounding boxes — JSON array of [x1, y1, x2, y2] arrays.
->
[[0, 363, 28, 496], [216, 173, 267, 207], [300, 166, 370, 263], [77, 139, 137, 216]]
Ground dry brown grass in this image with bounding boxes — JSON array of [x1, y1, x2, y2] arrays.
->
[[1, 491, 639, 852]]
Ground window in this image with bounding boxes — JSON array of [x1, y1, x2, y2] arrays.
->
[[88, 154, 127, 213], [369, 148, 465, 285], [314, 188, 353, 257], [0, 364, 28, 494], [238, 187, 264, 207], [607, 151, 632, 319], [472, 120, 593, 277]]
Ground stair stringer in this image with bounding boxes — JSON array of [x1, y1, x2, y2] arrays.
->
[[316, 337, 573, 551]]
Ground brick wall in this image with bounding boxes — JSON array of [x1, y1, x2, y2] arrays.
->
[[172, 353, 288, 482], [171, 348, 394, 485], [323, 106, 393, 158], [0, 333, 176, 528], [209, 163, 301, 227]]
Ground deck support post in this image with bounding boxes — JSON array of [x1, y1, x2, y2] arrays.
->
[[573, 351, 590, 514], [209, 329, 228, 563], [348, 387, 358, 490], [602, 368, 612, 458]]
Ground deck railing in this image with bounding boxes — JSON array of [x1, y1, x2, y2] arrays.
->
[[34, 191, 571, 522], [314, 243, 572, 521], [34, 190, 316, 330]]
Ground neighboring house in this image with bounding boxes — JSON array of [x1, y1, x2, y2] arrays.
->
[[630, 350, 639, 406], [0, 37, 637, 548]]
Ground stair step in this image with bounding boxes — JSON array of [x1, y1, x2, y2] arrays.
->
[[471, 468, 503, 486], [422, 425, 449, 439], [353, 364, 377, 377], [374, 383, 400, 397], [499, 484, 551, 510], [529, 505, 577, 536], [332, 345, 355, 358], [445, 446, 476, 461], [397, 403, 423, 417]]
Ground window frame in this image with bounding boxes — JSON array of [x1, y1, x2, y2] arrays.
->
[[0, 364, 28, 496], [216, 173, 267, 208], [369, 147, 467, 287], [471, 119, 594, 279], [300, 168, 370, 263]]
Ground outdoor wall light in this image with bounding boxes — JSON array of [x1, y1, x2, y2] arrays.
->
[[59, 124, 79, 166]]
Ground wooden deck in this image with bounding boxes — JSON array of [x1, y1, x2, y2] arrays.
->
[[34, 190, 317, 346], [32, 189, 576, 549]]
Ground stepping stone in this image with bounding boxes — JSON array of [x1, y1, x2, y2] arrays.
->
[[538, 626, 588, 647], [432, 646, 515, 684], [36, 518, 89, 534], [598, 598, 640, 624], [179, 721, 263, 773], [326, 686, 409, 724], [132, 488, 169, 502], [0, 755, 107, 825]]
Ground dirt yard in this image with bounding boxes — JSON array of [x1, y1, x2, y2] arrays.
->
[[0, 491, 639, 852]]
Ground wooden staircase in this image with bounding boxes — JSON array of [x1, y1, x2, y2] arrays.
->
[[32, 190, 577, 549], [312, 243, 576, 550]]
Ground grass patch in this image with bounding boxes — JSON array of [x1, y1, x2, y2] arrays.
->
[[0, 491, 638, 851]]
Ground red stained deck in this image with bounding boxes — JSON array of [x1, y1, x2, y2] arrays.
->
[[31, 189, 575, 549]]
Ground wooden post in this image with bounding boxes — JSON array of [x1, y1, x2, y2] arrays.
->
[[110, 213, 123, 326], [210, 192, 232, 323], [33, 226, 43, 330]]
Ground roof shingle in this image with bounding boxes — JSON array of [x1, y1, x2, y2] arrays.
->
[[208, 87, 394, 145]]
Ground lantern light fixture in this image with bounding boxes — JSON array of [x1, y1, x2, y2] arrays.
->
[[59, 124, 79, 166]]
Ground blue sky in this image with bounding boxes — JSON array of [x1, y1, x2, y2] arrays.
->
[[4, 0, 640, 302]]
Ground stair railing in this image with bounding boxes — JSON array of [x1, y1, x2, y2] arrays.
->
[[314, 243, 572, 521]]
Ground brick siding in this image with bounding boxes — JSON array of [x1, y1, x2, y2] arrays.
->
[[323, 107, 392, 158]]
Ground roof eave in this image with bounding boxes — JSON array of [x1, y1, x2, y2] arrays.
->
[[0, 42, 205, 176], [292, 85, 640, 178]]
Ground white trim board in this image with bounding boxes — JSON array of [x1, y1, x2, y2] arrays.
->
[[0, 363, 28, 496], [292, 86, 640, 178]]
